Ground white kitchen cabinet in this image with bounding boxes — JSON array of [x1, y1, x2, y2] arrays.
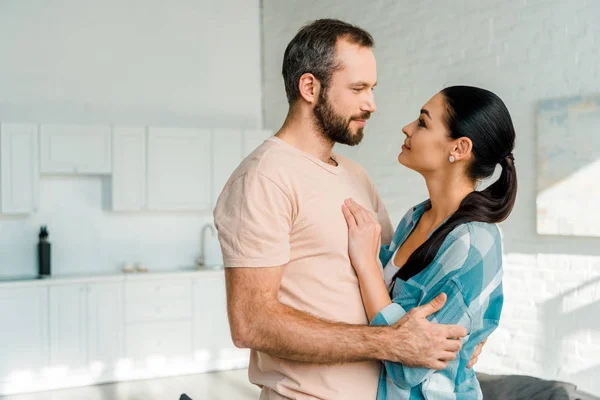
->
[[50, 282, 124, 374], [0, 272, 249, 396], [124, 278, 193, 375], [211, 129, 243, 207], [0, 123, 39, 214], [49, 285, 88, 370], [125, 320, 192, 362], [192, 275, 243, 360], [87, 282, 124, 372], [242, 129, 271, 158], [112, 126, 146, 211], [40, 124, 112, 174], [0, 287, 49, 383], [124, 280, 191, 323], [147, 127, 211, 211]]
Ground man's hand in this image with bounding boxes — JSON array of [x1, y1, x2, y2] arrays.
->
[[384, 293, 467, 370], [467, 338, 487, 368]]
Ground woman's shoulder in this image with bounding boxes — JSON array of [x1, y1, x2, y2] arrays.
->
[[434, 222, 503, 275], [440, 222, 503, 282], [444, 221, 501, 247]]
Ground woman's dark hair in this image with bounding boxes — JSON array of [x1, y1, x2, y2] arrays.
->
[[282, 19, 374, 104], [394, 85, 517, 282]]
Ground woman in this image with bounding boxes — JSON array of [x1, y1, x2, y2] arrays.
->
[[342, 86, 517, 399]]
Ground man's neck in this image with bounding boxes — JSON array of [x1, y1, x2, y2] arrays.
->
[[275, 108, 335, 165]]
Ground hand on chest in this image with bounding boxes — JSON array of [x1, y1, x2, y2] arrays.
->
[[291, 186, 376, 254]]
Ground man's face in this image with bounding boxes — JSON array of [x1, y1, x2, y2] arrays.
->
[[313, 39, 377, 146]]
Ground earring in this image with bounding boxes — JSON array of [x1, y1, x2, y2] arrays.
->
[[449, 155, 455, 163]]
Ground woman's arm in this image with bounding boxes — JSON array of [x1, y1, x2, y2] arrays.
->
[[342, 199, 497, 376], [354, 261, 393, 322], [342, 198, 393, 320]]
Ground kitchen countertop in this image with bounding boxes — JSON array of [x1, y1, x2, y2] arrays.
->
[[0, 267, 224, 289]]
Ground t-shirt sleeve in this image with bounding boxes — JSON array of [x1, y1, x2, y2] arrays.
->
[[213, 171, 293, 268]]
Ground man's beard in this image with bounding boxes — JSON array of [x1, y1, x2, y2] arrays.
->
[[313, 89, 369, 146]]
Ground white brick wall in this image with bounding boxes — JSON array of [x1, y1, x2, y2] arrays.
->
[[261, 0, 600, 395]]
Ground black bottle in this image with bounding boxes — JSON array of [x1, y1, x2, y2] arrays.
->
[[38, 225, 51, 278]]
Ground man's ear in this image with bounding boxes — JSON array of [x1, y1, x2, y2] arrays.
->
[[298, 73, 320, 104]]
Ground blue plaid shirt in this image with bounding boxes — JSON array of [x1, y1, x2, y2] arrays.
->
[[372, 200, 504, 399]]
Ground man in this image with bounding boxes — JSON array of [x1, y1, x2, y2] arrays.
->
[[214, 19, 482, 400]]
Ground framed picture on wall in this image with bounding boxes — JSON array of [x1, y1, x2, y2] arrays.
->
[[536, 94, 600, 237]]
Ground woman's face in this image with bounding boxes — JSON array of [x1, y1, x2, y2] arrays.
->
[[398, 92, 457, 174]]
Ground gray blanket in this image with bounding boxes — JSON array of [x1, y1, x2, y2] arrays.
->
[[477, 373, 600, 400]]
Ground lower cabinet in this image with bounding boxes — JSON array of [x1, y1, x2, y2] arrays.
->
[[49, 282, 124, 381], [0, 273, 249, 396], [0, 286, 49, 387]]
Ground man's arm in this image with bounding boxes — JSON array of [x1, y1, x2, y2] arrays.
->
[[226, 266, 466, 367]]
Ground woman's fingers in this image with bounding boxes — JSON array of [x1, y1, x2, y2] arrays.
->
[[344, 198, 373, 225], [341, 204, 357, 229]]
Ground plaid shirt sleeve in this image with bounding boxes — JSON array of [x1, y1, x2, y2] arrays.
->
[[372, 279, 472, 389], [371, 222, 504, 397]]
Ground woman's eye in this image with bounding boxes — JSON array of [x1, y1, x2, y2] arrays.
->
[[418, 118, 426, 128]]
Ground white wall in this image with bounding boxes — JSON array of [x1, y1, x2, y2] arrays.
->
[[262, 0, 600, 395], [0, 0, 262, 277]]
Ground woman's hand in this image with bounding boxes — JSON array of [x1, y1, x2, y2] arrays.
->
[[341, 198, 382, 275]]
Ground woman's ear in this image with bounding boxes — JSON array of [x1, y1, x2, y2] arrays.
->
[[450, 137, 473, 162]]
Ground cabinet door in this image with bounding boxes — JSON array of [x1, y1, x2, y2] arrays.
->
[[0, 123, 39, 214], [112, 126, 146, 211], [211, 129, 243, 207], [0, 287, 49, 382], [87, 282, 123, 371], [124, 280, 192, 323], [125, 320, 192, 362], [192, 275, 246, 361], [242, 129, 271, 158], [40, 124, 112, 174], [49, 285, 88, 369], [147, 127, 211, 210]]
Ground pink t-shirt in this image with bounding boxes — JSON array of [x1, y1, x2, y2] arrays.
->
[[214, 136, 394, 400]]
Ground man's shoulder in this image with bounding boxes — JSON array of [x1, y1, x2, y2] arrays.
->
[[241, 139, 303, 175]]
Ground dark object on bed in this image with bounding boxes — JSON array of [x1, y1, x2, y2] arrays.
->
[[179, 394, 192, 400], [477, 373, 599, 400]]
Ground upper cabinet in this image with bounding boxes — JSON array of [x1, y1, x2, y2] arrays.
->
[[0, 122, 270, 214], [40, 124, 112, 174], [112, 126, 147, 211], [147, 127, 211, 211], [0, 123, 39, 214]]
